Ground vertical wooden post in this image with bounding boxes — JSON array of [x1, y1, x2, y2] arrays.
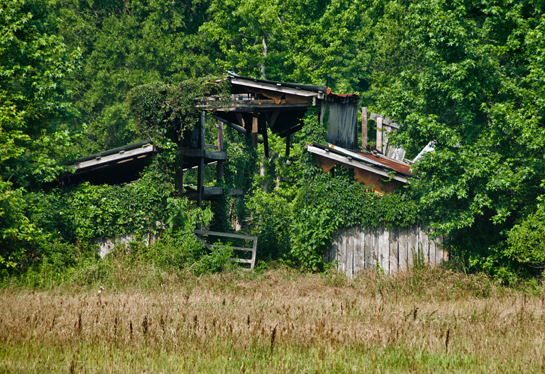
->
[[376, 116, 383, 154], [285, 129, 291, 157], [177, 156, 184, 197], [197, 111, 205, 208], [261, 116, 269, 158], [252, 110, 258, 147], [361, 107, 368, 151], [217, 120, 224, 182]]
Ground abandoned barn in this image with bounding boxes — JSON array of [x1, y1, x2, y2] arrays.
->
[[60, 74, 444, 274]]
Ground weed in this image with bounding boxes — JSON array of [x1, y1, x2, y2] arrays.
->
[[1, 267, 545, 372]]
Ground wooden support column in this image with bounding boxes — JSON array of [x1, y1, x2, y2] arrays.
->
[[252, 110, 258, 147], [217, 120, 224, 182], [197, 111, 205, 208], [177, 156, 184, 197], [259, 114, 269, 158], [377, 116, 383, 154], [285, 129, 291, 157], [362, 107, 368, 150]]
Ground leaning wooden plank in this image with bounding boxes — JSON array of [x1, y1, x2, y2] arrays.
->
[[376, 116, 384, 153], [307, 145, 409, 183]]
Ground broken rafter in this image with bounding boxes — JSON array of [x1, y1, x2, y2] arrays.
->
[[213, 115, 264, 143]]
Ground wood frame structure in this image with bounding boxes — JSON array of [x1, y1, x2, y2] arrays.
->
[[198, 74, 360, 158], [194, 229, 258, 270]]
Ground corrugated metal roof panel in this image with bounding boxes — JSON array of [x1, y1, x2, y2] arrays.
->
[[228, 74, 327, 93], [313, 142, 413, 177], [354, 151, 412, 176]]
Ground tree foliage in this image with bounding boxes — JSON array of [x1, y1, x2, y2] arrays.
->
[[373, 0, 545, 276]]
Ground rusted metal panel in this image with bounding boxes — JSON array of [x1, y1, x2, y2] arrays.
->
[[353, 151, 412, 176], [324, 102, 359, 149]]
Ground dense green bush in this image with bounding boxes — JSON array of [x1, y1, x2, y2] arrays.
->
[[294, 178, 421, 229], [246, 189, 292, 261], [289, 205, 340, 272], [504, 206, 545, 273]]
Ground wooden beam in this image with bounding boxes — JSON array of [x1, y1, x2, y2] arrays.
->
[[362, 107, 368, 150], [268, 109, 280, 129], [212, 116, 264, 143], [197, 112, 205, 208], [277, 124, 303, 138], [370, 113, 400, 130], [252, 110, 258, 147], [178, 148, 227, 160], [377, 116, 383, 154], [217, 120, 224, 182], [235, 112, 245, 128]]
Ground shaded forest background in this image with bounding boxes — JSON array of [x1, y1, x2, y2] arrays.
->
[[1, 0, 545, 283]]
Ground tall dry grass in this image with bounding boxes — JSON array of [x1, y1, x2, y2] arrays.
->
[[1, 266, 545, 373]]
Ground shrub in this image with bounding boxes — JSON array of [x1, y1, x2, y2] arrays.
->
[[505, 206, 545, 271], [289, 205, 341, 272]]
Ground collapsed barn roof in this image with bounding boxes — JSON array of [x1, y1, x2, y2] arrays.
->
[[308, 142, 412, 184], [198, 74, 361, 155], [59, 139, 156, 186]]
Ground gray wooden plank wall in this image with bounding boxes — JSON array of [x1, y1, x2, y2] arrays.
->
[[326, 226, 445, 276]]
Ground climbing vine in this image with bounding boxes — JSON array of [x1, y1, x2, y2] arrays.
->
[[127, 76, 230, 141]]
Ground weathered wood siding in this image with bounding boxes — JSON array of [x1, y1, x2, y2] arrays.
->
[[325, 226, 445, 276]]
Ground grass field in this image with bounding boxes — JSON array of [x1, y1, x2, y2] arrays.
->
[[1, 265, 545, 373]]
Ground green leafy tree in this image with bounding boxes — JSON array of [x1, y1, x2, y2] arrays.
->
[[56, 0, 218, 153], [201, 0, 373, 92], [373, 0, 545, 276], [0, 0, 80, 271]]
